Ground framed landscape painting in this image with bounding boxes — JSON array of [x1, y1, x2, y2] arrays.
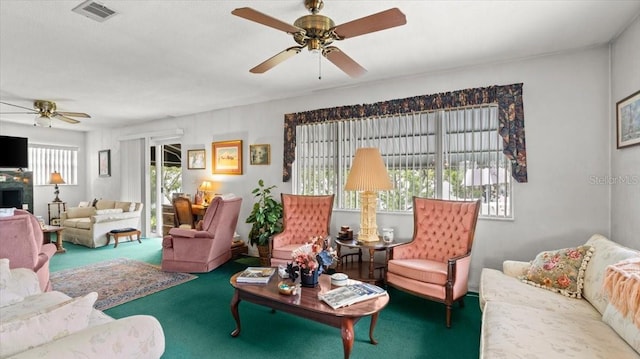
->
[[212, 140, 242, 175], [249, 144, 270, 165], [616, 89, 640, 149]]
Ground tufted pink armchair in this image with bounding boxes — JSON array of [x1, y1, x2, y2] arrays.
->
[[161, 196, 242, 273], [386, 197, 480, 327], [0, 209, 57, 291], [270, 194, 334, 267]]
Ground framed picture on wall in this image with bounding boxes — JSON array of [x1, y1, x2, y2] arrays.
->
[[249, 144, 270, 165], [98, 149, 111, 177], [187, 149, 206, 169], [616, 89, 640, 149], [212, 140, 242, 175]]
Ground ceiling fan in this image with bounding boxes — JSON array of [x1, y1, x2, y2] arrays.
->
[[232, 0, 406, 78], [0, 100, 91, 127]]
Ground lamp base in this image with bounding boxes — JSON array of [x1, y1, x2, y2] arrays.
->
[[52, 185, 62, 202], [357, 191, 380, 242]]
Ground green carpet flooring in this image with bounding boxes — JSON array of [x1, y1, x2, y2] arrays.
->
[[50, 238, 481, 358]]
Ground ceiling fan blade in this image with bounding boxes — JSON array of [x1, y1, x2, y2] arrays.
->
[[0, 111, 38, 115], [332, 8, 406, 39], [55, 111, 91, 118], [0, 101, 37, 112], [250, 46, 303, 74], [323, 46, 367, 78], [232, 7, 302, 34], [52, 113, 80, 124]]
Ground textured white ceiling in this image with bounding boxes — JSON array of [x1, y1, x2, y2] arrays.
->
[[1, 0, 639, 131]]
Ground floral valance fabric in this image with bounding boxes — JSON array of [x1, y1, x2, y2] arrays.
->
[[283, 83, 527, 183]]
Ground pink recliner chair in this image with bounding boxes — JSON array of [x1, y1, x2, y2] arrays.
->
[[386, 197, 481, 327], [161, 196, 242, 273], [270, 194, 334, 268], [0, 209, 57, 291]]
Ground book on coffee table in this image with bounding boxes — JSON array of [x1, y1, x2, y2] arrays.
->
[[236, 267, 276, 284], [319, 282, 386, 310]]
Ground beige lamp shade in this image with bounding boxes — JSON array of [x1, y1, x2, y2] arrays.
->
[[49, 172, 65, 185], [344, 148, 392, 242], [344, 148, 392, 191]]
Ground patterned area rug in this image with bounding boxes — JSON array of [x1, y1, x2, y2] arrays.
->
[[50, 258, 197, 310]]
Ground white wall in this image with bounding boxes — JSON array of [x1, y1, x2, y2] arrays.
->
[[611, 16, 640, 249], [0, 121, 87, 219], [86, 45, 617, 291]]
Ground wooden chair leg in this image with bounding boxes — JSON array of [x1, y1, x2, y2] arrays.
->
[[445, 305, 452, 328]]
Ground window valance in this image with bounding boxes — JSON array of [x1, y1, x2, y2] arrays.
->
[[283, 83, 527, 183]]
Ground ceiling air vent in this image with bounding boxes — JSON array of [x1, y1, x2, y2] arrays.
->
[[72, 0, 118, 22]]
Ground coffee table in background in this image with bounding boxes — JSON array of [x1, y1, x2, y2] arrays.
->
[[41, 225, 65, 253], [230, 272, 389, 359]]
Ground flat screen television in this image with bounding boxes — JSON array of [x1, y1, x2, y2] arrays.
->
[[0, 135, 29, 169]]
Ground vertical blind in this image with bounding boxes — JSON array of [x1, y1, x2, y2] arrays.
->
[[293, 105, 512, 218], [28, 144, 78, 185]]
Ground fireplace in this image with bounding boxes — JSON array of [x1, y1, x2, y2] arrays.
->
[[0, 171, 33, 212], [0, 188, 23, 208]]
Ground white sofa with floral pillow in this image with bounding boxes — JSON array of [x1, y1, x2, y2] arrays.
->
[[0, 258, 164, 358], [60, 199, 143, 248], [479, 234, 639, 358]]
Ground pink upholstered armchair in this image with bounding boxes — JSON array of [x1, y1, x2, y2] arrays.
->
[[161, 196, 242, 273], [386, 197, 481, 327], [270, 194, 334, 267], [0, 209, 57, 291]]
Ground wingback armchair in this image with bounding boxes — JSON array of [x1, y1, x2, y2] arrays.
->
[[0, 209, 57, 291], [270, 194, 334, 267], [161, 196, 242, 273], [386, 197, 481, 327]]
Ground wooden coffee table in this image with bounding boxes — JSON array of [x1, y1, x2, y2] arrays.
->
[[230, 271, 389, 359]]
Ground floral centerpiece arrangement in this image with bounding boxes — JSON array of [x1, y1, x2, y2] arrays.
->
[[286, 236, 337, 287]]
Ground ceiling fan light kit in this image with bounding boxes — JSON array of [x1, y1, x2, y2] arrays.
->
[[0, 100, 91, 127], [232, 0, 406, 78]]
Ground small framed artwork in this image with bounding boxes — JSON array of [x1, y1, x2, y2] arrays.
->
[[249, 144, 271, 165], [616, 89, 640, 149], [212, 140, 243, 175], [187, 149, 206, 169], [98, 149, 111, 177]]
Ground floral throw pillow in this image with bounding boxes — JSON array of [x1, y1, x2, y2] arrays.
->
[[519, 245, 594, 298]]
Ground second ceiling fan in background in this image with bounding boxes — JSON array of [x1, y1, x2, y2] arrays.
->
[[232, 0, 407, 78]]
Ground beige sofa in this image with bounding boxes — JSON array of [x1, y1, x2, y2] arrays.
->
[[479, 234, 639, 358], [0, 259, 164, 358], [61, 200, 143, 248]]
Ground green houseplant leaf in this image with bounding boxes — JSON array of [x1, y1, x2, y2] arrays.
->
[[246, 179, 283, 246]]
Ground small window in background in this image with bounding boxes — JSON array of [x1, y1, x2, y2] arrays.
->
[[29, 144, 78, 186]]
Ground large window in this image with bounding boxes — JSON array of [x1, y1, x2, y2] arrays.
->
[[293, 105, 512, 219], [29, 144, 78, 186]]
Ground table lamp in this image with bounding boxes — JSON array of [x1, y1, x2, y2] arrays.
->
[[49, 171, 65, 202], [344, 148, 393, 242], [199, 180, 215, 205]]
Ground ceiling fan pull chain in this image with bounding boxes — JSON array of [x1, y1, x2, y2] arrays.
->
[[318, 49, 322, 80]]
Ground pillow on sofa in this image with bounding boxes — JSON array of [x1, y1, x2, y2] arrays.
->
[[0, 292, 98, 357], [0, 259, 24, 308], [115, 201, 135, 212], [519, 245, 594, 298], [66, 206, 97, 219]]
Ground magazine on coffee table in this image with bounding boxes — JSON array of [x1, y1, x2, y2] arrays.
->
[[236, 267, 276, 284], [319, 282, 387, 309]]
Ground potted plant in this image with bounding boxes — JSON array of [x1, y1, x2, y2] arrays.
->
[[246, 179, 283, 266]]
